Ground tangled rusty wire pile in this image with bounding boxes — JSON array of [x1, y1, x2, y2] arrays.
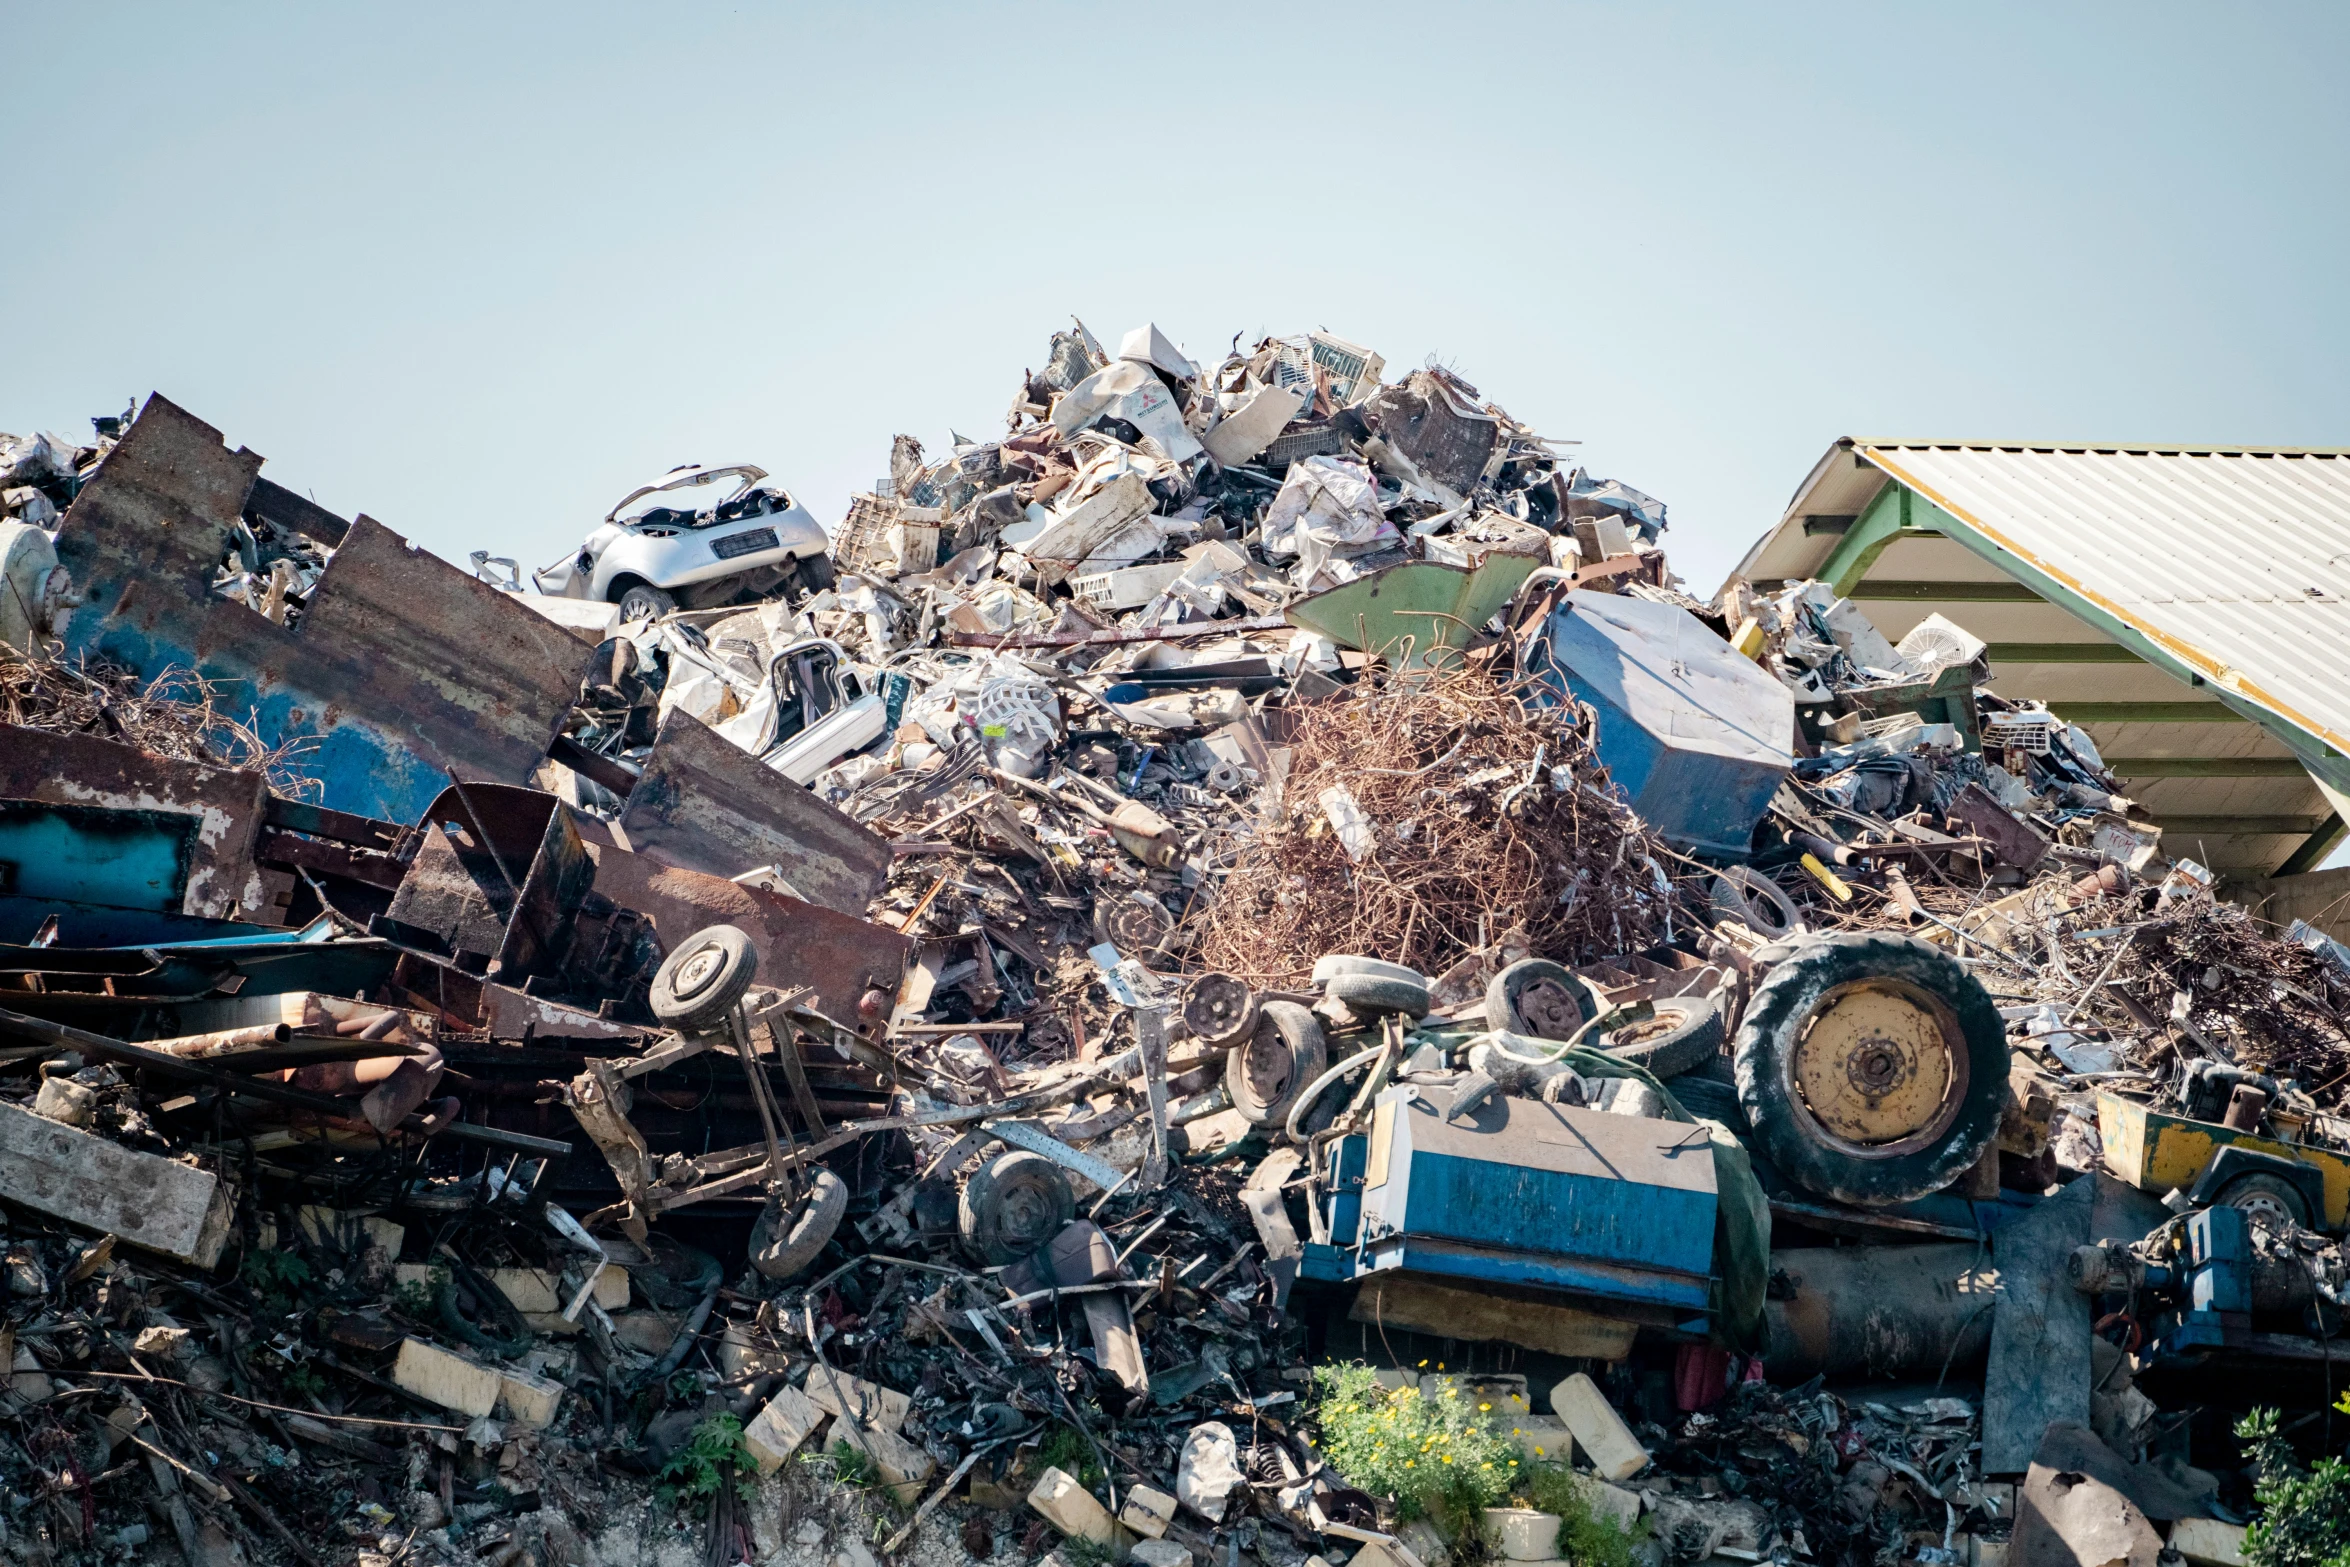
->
[[0, 653, 321, 795], [1195, 670, 1685, 983]]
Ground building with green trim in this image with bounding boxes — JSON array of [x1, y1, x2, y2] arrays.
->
[[1732, 441, 2350, 885]]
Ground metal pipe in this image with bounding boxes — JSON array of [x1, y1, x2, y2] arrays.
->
[[1763, 1244, 1999, 1382]]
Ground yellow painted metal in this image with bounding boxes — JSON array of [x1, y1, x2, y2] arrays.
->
[[2094, 1090, 2350, 1227], [1795, 986, 1952, 1145]]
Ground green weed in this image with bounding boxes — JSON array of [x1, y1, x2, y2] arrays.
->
[[657, 1414, 757, 1506], [2238, 1407, 2350, 1567]]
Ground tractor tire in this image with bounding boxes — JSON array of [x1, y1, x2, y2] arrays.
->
[[1598, 994, 1726, 1081], [1486, 959, 1595, 1041], [1226, 1001, 1328, 1130], [959, 1151, 1075, 1266], [751, 1168, 849, 1280], [1733, 932, 2008, 1207], [649, 925, 759, 1033]]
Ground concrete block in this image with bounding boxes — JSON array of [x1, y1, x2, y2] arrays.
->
[[802, 1365, 910, 1435], [609, 1309, 680, 1357], [0, 1098, 233, 1266], [835, 1415, 936, 1505], [1484, 1508, 1561, 1561], [1503, 1416, 1575, 1464], [1551, 1372, 1648, 1481], [719, 1321, 793, 1383], [1970, 1539, 2008, 1567], [33, 1077, 96, 1126], [1119, 1483, 1178, 1539], [743, 1384, 828, 1475], [1570, 1474, 1642, 1533], [2170, 1519, 2248, 1567], [1130, 1541, 1193, 1567], [391, 1338, 499, 1419], [1029, 1465, 1116, 1545], [494, 1365, 563, 1430]]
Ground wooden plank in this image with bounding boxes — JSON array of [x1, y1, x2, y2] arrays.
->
[[1850, 581, 2042, 602]]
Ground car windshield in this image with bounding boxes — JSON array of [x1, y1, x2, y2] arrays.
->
[[611, 468, 760, 526]]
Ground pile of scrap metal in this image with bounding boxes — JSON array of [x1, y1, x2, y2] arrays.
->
[[0, 333, 2334, 1567]]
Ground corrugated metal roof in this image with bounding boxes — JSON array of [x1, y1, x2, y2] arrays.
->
[[1849, 443, 2350, 762]]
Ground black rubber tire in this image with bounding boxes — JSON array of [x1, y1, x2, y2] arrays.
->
[[794, 554, 837, 595], [2219, 1172, 2310, 1234], [1325, 972, 1431, 1020], [751, 1168, 849, 1280], [650, 924, 759, 1032], [616, 582, 678, 623], [1598, 994, 1725, 1081], [1732, 931, 2009, 1207], [1226, 1001, 1329, 1129], [437, 1260, 533, 1358], [1486, 959, 1595, 1040], [1312, 955, 1423, 987], [634, 1237, 724, 1310], [1711, 867, 1802, 941], [959, 1151, 1075, 1266]]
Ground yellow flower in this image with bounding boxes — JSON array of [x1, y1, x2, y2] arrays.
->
[[1417, 1360, 1428, 1368], [1441, 1456, 1453, 1464], [1508, 1460, 1519, 1468], [1479, 1403, 1492, 1412], [1534, 1447, 1546, 1457], [1405, 1460, 1415, 1469]]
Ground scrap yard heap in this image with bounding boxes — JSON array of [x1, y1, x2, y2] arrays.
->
[[0, 322, 2347, 1567]]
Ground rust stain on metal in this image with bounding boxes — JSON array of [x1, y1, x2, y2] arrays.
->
[[55, 395, 594, 824], [617, 710, 891, 916], [583, 843, 911, 1031], [0, 723, 274, 923]]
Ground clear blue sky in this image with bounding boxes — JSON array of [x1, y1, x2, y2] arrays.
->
[[4, 2, 2344, 597]]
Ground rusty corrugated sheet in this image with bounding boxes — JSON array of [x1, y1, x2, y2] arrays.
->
[[55, 395, 593, 824], [617, 710, 891, 914], [0, 724, 275, 923]]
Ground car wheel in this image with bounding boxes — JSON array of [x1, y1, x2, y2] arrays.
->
[[794, 554, 836, 596], [959, 1151, 1075, 1266], [649, 925, 759, 1033], [1598, 994, 1725, 1080], [1325, 971, 1432, 1020], [750, 1168, 849, 1279], [1226, 1000, 1328, 1130], [2219, 1172, 2310, 1234], [616, 582, 677, 624], [1486, 958, 1595, 1040], [1733, 932, 2009, 1207]]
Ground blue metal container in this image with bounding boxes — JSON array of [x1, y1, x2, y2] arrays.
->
[[1524, 591, 1794, 860], [1327, 1083, 1719, 1322]]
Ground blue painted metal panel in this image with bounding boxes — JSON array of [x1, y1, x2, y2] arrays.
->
[[1522, 591, 1794, 860], [1329, 1133, 1367, 1247], [1360, 1238, 1711, 1312], [53, 397, 592, 826], [0, 803, 197, 913], [1343, 1084, 1720, 1319], [1393, 1149, 1714, 1278]]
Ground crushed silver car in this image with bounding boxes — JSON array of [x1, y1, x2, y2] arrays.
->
[[534, 462, 833, 622]]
